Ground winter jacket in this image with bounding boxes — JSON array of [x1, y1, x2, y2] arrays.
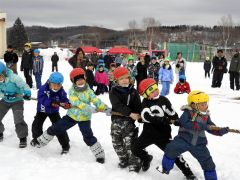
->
[[229, 53, 240, 73], [86, 69, 96, 87], [115, 55, 123, 65], [104, 55, 114, 69], [203, 60, 211, 71], [21, 50, 33, 70], [148, 62, 160, 81], [51, 54, 59, 65], [67, 85, 106, 121], [108, 70, 115, 82], [33, 55, 44, 74], [175, 58, 186, 74], [127, 64, 138, 80], [159, 65, 174, 82], [141, 96, 178, 139], [37, 82, 69, 114], [109, 85, 142, 118], [90, 54, 99, 67], [136, 62, 148, 82], [95, 71, 109, 86], [212, 56, 227, 72], [0, 68, 30, 103], [4, 51, 18, 65], [68, 55, 88, 69], [178, 106, 225, 146], [174, 82, 191, 94]]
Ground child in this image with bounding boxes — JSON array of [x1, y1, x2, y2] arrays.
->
[[33, 68, 110, 163], [162, 90, 229, 180], [148, 56, 160, 83], [204, 57, 211, 78], [159, 57, 174, 96], [131, 78, 196, 179], [32, 49, 44, 89], [109, 67, 142, 172], [0, 62, 31, 148], [126, 57, 138, 85], [108, 63, 116, 91], [174, 75, 191, 94], [30, 72, 71, 154], [85, 62, 97, 91], [95, 64, 109, 95]]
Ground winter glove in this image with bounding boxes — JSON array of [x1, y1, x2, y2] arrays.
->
[[219, 127, 229, 135], [104, 107, 112, 116], [23, 90, 31, 100], [61, 102, 72, 109]]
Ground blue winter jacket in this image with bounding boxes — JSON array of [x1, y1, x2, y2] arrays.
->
[[37, 81, 69, 114], [159, 66, 174, 82], [0, 68, 30, 103], [33, 55, 44, 74]]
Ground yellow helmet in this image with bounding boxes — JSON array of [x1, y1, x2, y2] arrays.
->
[[24, 43, 32, 48], [187, 90, 209, 105]]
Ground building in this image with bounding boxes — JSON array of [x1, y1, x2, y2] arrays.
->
[[0, 12, 7, 59]]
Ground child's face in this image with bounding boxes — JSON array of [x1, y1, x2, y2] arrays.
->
[[99, 67, 104, 71], [88, 66, 94, 71], [147, 89, 159, 100], [118, 77, 130, 87], [128, 60, 133, 65], [195, 102, 208, 112], [75, 78, 86, 86], [0, 74, 5, 83], [164, 61, 169, 65], [34, 52, 39, 56], [49, 83, 62, 92]]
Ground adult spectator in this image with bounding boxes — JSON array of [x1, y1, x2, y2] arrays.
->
[[103, 51, 114, 70], [90, 51, 99, 68], [21, 43, 33, 88], [211, 49, 228, 88], [228, 49, 240, 90], [3, 45, 18, 74], [68, 47, 88, 69], [136, 55, 148, 90], [51, 52, 59, 72], [144, 53, 151, 67], [175, 52, 187, 81]]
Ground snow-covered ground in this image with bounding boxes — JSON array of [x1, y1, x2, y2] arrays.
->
[[0, 49, 239, 180]]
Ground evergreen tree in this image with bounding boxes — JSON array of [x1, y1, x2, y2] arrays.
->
[[8, 17, 28, 52]]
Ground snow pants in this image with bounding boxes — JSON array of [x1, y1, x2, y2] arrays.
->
[[34, 72, 42, 89], [161, 81, 170, 96], [111, 118, 140, 169], [47, 115, 97, 146], [229, 72, 240, 90], [212, 70, 224, 88], [0, 100, 28, 138], [32, 112, 70, 149]]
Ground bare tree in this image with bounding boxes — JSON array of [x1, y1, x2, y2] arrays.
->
[[128, 19, 138, 43], [218, 14, 234, 50], [142, 17, 161, 49]]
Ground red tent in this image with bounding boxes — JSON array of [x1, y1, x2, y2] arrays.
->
[[80, 46, 102, 53], [108, 47, 133, 54]]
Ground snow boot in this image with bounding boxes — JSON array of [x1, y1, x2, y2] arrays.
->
[[129, 165, 141, 173], [61, 144, 70, 155], [118, 161, 128, 169], [204, 170, 217, 180], [142, 154, 153, 172], [0, 133, 3, 142], [19, 137, 27, 148], [30, 138, 39, 147], [36, 131, 54, 148], [90, 141, 105, 164], [175, 155, 197, 180]]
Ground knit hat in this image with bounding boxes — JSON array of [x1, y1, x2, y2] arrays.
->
[[70, 68, 85, 83], [164, 57, 171, 62], [113, 67, 129, 80], [139, 78, 158, 98]]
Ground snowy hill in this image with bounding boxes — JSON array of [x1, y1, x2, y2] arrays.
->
[[0, 50, 239, 180]]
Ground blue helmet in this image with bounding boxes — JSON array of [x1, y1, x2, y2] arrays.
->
[[34, 49, 40, 53], [179, 75, 186, 80], [49, 72, 64, 84], [0, 62, 6, 75]]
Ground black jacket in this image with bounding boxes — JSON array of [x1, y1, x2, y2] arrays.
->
[[212, 56, 227, 72], [4, 51, 18, 64], [229, 53, 240, 73], [51, 54, 59, 65], [85, 69, 96, 87], [136, 62, 148, 82], [21, 50, 33, 70], [141, 96, 179, 139], [109, 85, 142, 119], [203, 60, 211, 71]]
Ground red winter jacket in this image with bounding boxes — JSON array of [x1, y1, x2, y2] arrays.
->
[[174, 82, 191, 94]]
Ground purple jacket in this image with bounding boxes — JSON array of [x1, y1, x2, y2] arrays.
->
[[37, 82, 69, 114]]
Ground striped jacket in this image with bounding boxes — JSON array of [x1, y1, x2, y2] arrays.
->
[[33, 55, 44, 74]]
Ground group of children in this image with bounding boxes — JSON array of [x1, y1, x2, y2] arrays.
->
[[0, 59, 231, 179]]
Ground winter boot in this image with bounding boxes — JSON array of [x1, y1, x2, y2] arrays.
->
[[175, 155, 197, 180], [36, 131, 54, 148], [118, 161, 128, 169], [90, 141, 105, 164], [142, 154, 153, 172], [30, 138, 39, 147], [129, 165, 141, 173], [19, 137, 27, 148], [204, 170, 217, 180], [61, 144, 70, 155], [0, 133, 3, 142]]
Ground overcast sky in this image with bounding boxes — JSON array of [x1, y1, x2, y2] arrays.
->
[[1, 0, 240, 30]]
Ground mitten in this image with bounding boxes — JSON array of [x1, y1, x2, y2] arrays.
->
[[219, 127, 229, 135], [23, 90, 31, 100], [87, 106, 97, 113], [62, 102, 72, 109]]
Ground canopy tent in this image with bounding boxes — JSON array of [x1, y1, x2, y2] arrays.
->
[[80, 46, 102, 53], [108, 47, 133, 54]]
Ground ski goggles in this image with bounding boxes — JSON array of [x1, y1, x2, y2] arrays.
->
[[142, 84, 158, 98]]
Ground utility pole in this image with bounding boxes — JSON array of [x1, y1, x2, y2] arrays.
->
[[0, 12, 7, 59]]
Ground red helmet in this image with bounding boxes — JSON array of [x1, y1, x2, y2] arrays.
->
[[139, 78, 158, 98], [70, 68, 85, 82], [113, 67, 129, 80]]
